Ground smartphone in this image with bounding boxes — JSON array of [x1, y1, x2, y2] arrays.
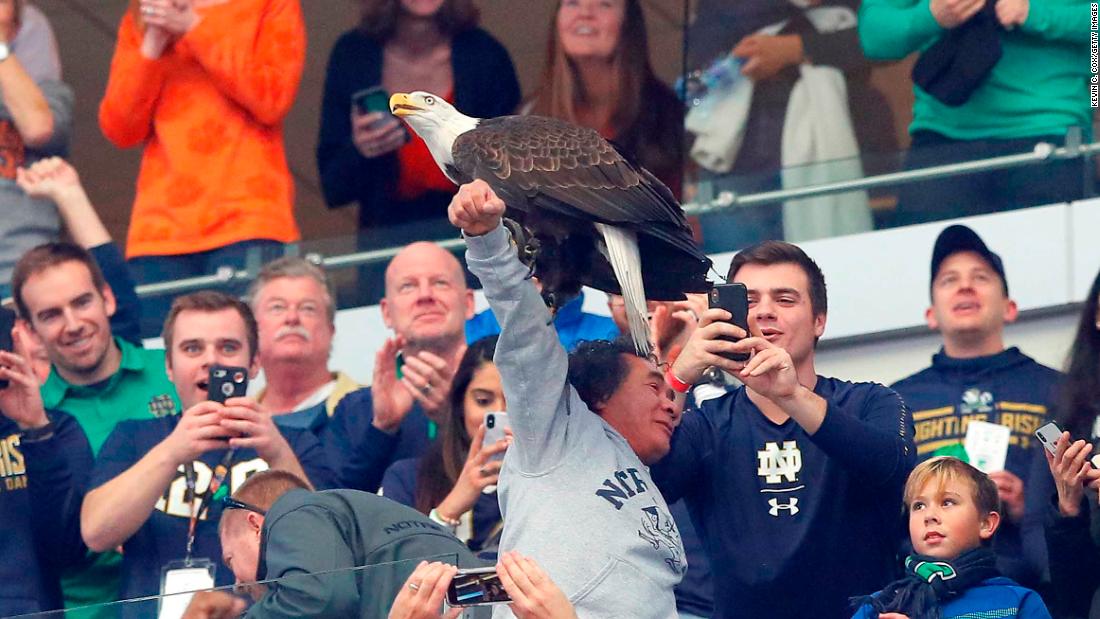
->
[[0, 307, 14, 389], [445, 567, 511, 607], [482, 413, 510, 462], [708, 283, 750, 362], [1034, 421, 1063, 455], [351, 85, 391, 116], [208, 365, 249, 404]]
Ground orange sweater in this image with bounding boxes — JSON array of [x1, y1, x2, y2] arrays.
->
[[99, 0, 304, 258]]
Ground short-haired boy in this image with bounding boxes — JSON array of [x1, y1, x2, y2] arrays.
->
[[851, 457, 1052, 619]]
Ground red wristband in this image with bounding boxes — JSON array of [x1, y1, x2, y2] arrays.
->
[[665, 366, 692, 394]]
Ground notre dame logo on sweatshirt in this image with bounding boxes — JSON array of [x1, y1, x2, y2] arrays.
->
[[757, 440, 804, 518], [0, 433, 27, 492]]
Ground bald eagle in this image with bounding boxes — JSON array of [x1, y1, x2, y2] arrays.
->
[[390, 91, 712, 355]]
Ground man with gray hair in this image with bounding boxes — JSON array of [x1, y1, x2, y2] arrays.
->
[[248, 257, 360, 435]]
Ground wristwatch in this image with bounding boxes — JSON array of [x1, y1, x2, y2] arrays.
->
[[0, 43, 11, 62]]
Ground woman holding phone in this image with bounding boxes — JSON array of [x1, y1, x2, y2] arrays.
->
[[1043, 267, 1100, 618], [317, 0, 519, 303], [382, 336, 509, 556]]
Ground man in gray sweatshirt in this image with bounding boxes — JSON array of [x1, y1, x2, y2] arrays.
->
[[449, 180, 686, 618]]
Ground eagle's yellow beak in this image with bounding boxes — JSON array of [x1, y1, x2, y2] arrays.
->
[[389, 93, 422, 117]]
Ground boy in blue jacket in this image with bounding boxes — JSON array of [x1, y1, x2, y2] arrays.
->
[[852, 456, 1051, 619]]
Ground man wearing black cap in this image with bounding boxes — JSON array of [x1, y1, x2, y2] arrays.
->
[[891, 224, 1060, 588]]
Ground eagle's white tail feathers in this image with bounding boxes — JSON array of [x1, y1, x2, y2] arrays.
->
[[594, 224, 650, 356]]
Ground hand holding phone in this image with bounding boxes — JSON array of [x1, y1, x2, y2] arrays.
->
[[1035, 422, 1064, 456], [446, 567, 512, 607], [351, 85, 408, 136], [1037, 421, 1100, 469], [708, 283, 750, 362], [482, 413, 511, 463]]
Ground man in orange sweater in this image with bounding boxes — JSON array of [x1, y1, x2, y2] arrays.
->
[[99, 0, 304, 334]]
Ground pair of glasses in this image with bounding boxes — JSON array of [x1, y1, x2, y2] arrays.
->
[[221, 495, 267, 516]]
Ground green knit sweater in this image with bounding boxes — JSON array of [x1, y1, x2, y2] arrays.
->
[[859, 0, 1090, 140]]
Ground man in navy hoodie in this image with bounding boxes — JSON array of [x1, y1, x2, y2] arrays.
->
[[0, 333, 92, 615], [891, 224, 1060, 587], [653, 240, 916, 619]]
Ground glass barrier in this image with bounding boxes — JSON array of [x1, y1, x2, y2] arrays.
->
[[11, 553, 505, 619]]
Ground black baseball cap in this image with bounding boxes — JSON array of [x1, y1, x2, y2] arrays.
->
[[930, 225, 1008, 295]]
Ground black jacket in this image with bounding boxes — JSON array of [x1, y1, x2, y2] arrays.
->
[[1045, 490, 1100, 619], [316, 27, 520, 229]]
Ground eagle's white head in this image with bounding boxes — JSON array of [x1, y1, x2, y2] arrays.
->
[[390, 91, 480, 174]]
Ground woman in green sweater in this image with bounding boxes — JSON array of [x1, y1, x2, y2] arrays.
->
[[858, 0, 1091, 225]]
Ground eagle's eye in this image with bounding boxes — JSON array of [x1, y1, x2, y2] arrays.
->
[[424, 96, 436, 106]]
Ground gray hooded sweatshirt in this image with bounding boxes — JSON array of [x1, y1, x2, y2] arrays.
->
[[465, 224, 685, 619]]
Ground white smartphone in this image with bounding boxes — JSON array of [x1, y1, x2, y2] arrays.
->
[[482, 412, 510, 462], [1035, 421, 1063, 455]]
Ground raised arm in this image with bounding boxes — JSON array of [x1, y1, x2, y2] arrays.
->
[[98, 13, 170, 148], [24, 411, 93, 569], [17, 157, 142, 343], [0, 349, 90, 568], [450, 181, 580, 474]]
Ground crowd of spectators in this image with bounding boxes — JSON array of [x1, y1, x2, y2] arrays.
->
[[0, 0, 1095, 618]]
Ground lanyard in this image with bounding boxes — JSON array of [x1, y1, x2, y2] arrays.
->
[[184, 448, 237, 562]]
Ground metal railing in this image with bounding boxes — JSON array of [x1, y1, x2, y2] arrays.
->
[[134, 137, 1098, 299]]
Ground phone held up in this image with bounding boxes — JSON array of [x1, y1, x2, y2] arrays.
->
[[482, 412, 511, 462], [446, 567, 512, 607], [1035, 421, 1100, 468], [0, 307, 15, 389], [208, 365, 249, 404], [708, 283, 750, 362], [351, 85, 409, 140]]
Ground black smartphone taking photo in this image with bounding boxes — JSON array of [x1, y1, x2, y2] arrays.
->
[[709, 283, 750, 362], [208, 365, 249, 404], [0, 307, 15, 389], [446, 567, 511, 607]]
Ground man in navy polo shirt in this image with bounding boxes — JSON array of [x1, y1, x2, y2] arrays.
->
[[0, 337, 92, 615], [82, 291, 334, 617]]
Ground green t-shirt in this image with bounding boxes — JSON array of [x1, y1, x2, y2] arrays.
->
[[40, 337, 180, 617], [41, 337, 180, 454]]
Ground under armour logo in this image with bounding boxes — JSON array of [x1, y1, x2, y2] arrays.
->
[[768, 497, 799, 517], [757, 441, 803, 484]]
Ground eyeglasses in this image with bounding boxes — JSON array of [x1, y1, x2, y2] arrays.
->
[[221, 495, 267, 516]]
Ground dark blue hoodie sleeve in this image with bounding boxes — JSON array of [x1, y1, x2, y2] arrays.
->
[[808, 384, 916, 489], [322, 389, 399, 492], [89, 242, 142, 346], [380, 458, 418, 509], [652, 406, 716, 504], [22, 410, 93, 569]]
